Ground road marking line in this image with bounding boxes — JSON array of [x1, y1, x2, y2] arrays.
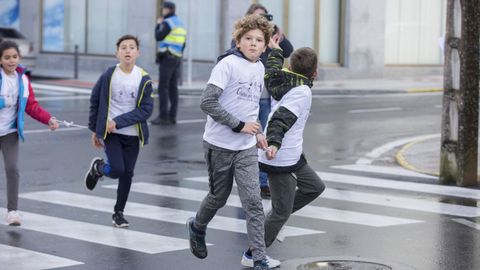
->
[[0, 244, 83, 270], [356, 134, 440, 164], [20, 190, 321, 238], [317, 171, 480, 200], [36, 95, 90, 101], [0, 207, 190, 254], [331, 164, 437, 179], [113, 182, 422, 227], [31, 83, 90, 94], [348, 107, 402, 113], [186, 174, 480, 217], [451, 218, 480, 230]]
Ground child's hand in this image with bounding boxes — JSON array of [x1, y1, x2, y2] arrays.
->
[[269, 34, 281, 49], [48, 117, 59, 131], [256, 133, 268, 150], [106, 119, 116, 133], [91, 133, 104, 149], [266, 145, 278, 160], [241, 122, 260, 135]]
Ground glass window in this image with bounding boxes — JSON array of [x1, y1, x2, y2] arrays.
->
[[288, 0, 315, 49], [174, 0, 219, 61], [259, 0, 284, 30], [319, 0, 341, 64], [42, 0, 86, 53], [86, 0, 128, 55], [385, 0, 446, 65]]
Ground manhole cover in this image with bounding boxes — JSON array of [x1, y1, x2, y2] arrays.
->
[[297, 260, 392, 270]]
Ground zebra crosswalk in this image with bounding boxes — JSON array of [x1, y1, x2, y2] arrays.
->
[[2, 167, 480, 269]]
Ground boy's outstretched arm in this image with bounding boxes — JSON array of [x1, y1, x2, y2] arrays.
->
[[200, 83, 259, 134]]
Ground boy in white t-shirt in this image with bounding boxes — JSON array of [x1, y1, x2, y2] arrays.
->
[[186, 14, 273, 270], [85, 35, 153, 228], [242, 41, 326, 267]]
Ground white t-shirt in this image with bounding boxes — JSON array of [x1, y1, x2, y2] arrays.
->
[[203, 55, 264, 150], [0, 69, 19, 136], [259, 85, 312, 167], [109, 65, 142, 136]]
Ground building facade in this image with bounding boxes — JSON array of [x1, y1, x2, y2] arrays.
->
[[14, 0, 445, 81]]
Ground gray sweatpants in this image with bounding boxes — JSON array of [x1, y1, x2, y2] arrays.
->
[[194, 141, 266, 262], [265, 163, 325, 247], [0, 132, 20, 211]]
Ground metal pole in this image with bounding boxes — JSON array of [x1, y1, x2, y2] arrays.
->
[[186, 0, 193, 85], [74, 44, 79, 79]]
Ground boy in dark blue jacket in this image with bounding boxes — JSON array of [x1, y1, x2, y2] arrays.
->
[[85, 35, 154, 228]]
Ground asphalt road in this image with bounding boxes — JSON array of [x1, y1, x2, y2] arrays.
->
[[1, 89, 479, 270]]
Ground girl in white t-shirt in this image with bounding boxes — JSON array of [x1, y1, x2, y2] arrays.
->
[[186, 15, 273, 270], [0, 40, 59, 226]]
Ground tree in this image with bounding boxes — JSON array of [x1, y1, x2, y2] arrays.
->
[[440, 0, 480, 186]]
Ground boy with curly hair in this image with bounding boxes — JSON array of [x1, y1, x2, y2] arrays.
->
[[186, 14, 273, 270]]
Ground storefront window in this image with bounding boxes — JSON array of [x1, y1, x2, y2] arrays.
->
[[385, 0, 446, 65], [87, 0, 127, 54], [318, 0, 341, 64], [43, 0, 86, 53], [265, 0, 341, 64], [174, 0, 219, 61]]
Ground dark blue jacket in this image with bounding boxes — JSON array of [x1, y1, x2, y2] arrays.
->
[[88, 66, 154, 146]]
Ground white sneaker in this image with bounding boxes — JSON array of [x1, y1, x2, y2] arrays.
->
[[6, 211, 21, 226], [241, 252, 281, 268]]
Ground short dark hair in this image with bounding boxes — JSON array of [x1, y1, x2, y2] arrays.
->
[[0, 40, 20, 58], [116, 35, 139, 49], [290, 47, 318, 78], [246, 3, 268, 15], [163, 1, 176, 12]]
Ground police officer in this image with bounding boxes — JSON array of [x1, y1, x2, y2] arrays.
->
[[151, 1, 186, 125]]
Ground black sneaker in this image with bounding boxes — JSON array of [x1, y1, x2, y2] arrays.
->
[[85, 157, 104, 190], [260, 186, 271, 199], [112, 212, 129, 228], [186, 217, 207, 259], [150, 117, 171, 125]]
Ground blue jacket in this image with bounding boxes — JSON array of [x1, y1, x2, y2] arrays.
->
[[0, 65, 52, 141], [88, 66, 154, 146]]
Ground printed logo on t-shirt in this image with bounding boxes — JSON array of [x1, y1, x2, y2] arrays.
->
[[235, 80, 262, 103], [112, 85, 137, 105]]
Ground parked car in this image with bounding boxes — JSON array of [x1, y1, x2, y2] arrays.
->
[[0, 27, 36, 74]]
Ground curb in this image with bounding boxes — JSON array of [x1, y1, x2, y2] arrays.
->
[[406, 87, 443, 93], [395, 139, 439, 177]]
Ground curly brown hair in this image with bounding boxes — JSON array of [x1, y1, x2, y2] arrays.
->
[[232, 14, 273, 46]]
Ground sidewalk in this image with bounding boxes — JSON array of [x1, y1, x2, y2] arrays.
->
[[31, 69, 443, 95], [31, 69, 447, 178]]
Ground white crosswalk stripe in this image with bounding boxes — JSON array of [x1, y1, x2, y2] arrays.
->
[[104, 182, 422, 227], [185, 173, 480, 217], [5, 166, 480, 265], [0, 244, 83, 270], [0, 207, 190, 254], [20, 190, 322, 237]]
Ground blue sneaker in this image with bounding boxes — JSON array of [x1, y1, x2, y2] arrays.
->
[[241, 252, 281, 268], [253, 259, 269, 270], [186, 217, 207, 259]]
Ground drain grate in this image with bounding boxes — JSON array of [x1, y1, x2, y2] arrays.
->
[[297, 260, 392, 270]]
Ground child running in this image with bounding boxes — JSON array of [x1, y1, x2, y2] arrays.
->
[[84, 35, 153, 228], [186, 14, 273, 270], [0, 40, 59, 226], [241, 37, 326, 268]]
